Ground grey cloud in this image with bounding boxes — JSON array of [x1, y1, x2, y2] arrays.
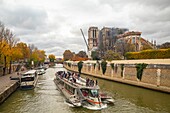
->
[[98, 0, 170, 9], [0, 0, 170, 56], [138, 0, 170, 9], [129, 6, 170, 23], [0, 0, 3, 4], [0, 6, 48, 30]]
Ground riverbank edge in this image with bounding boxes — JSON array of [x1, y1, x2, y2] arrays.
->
[[0, 80, 19, 104], [64, 66, 170, 94]]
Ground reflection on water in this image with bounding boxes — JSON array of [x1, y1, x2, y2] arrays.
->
[[0, 64, 170, 113], [88, 76, 170, 113]]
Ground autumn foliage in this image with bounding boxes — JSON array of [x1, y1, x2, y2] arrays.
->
[[63, 50, 88, 61], [49, 54, 56, 62], [0, 22, 46, 75], [72, 55, 88, 61]]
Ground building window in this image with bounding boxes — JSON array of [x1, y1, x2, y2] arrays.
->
[[107, 31, 110, 36], [132, 37, 136, 44]]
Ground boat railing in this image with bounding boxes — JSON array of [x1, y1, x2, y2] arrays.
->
[[56, 72, 99, 89]]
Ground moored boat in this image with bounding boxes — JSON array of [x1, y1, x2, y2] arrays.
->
[[36, 67, 46, 75], [20, 70, 38, 90], [54, 71, 114, 110]]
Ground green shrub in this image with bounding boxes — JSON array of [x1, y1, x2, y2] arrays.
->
[[120, 64, 124, 77], [126, 49, 170, 59], [110, 63, 114, 70], [78, 61, 83, 74], [68, 63, 71, 67], [136, 63, 148, 81], [93, 63, 96, 69], [101, 61, 107, 75], [97, 60, 100, 70]]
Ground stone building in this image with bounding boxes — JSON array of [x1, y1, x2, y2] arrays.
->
[[116, 31, 155, 52], [100, 27, 112, 51], [99, 27, 128, 51], [88, 26, 128, 57], [88, 26, 156, 59], [116, 31, 142, 51], [88, 27, 99, 51]]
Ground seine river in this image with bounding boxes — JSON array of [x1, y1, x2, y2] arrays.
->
[[0, 64, 170, 113]]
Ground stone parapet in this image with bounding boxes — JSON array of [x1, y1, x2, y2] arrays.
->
[[64, 59, 170, 93]]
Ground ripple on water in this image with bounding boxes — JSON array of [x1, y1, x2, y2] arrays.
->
[[1, 66, 170, 113]]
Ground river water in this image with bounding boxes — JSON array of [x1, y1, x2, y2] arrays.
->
[[0, 64, 170, 113]]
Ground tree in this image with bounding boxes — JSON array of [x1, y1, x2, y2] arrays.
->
[[5, 29, 19, 73], [159, 42, 170, 49], [101, 60, 107, 75], [103, 50, 121, 61], [63, 50, 73, 61], [0, 41, 10, 75], [16, 42, 30, 61], [0, 22, 8, 75], [0, 22, 19, 74], [91, 51, 100, 60], [49, 54, 56, 62], [12, 47, 23, 61], [0, 22, 6, 56], [28, 44, 36, 56], [72, 54, 88, 61], [30, 49, 46, 67], [115, 41, 135, 59], [78, 61, 83, 74], [76, 51, 88, 58], [142, 44, 153, 50], [136, 63, 148, 81], [0, 21, 47, 73]]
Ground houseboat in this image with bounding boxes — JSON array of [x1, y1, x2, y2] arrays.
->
[[36, 67, 46, 75], [54, 71, 114, 110], [20, 70, 38, 90]]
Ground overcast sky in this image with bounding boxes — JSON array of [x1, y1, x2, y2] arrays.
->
[[0, 0, 170, 57]]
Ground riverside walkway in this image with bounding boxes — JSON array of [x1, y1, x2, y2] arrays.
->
[[0, 72, 22, 104], [0, 72, 19, 93]]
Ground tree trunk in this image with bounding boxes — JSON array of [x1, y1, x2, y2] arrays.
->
[[3, 56, 7, 76], [9, 59, 12, 74]]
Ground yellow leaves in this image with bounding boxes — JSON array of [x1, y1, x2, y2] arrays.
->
[[0, 40, 10, 55], [16, 42, 30, 59], [0, 40, 46, 67], [49, 54, 56, 62], [31, 49, 46, 62], [11, 47, 23, 61]]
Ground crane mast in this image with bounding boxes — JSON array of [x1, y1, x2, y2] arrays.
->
[[80, 29, 89, 51], [80, 28, 91, 58]]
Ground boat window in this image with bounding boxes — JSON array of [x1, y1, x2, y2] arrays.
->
[[81, 89, 89, 97], [90, 89, 99, 97]]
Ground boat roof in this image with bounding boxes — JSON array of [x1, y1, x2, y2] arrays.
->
[[24, 70, 37, 75], [56, 71, 100, 90], [79, 85, 100, 90], [58, 76, 100, 90]]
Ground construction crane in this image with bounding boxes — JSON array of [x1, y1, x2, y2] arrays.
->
[[80, 28, 91, 58], [80, 28, 89, 51]]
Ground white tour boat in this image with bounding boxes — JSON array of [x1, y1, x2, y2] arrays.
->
[[54, 71, 114, 110]]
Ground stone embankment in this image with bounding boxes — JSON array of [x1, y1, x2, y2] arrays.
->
[[0, 72, 20, 104], [64, 59, 170, 93]]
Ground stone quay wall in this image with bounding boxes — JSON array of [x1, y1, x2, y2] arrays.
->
[[64, 59, 170, 93], [0, 80, 19, 104]]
